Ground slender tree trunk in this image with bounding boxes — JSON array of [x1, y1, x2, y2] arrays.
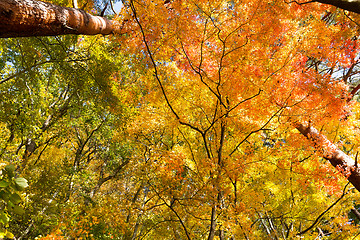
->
[[351, 208, 360, 221], [0, 0, 122, 37], [207, 206, 216, 240], [294, 122, 360, 192]]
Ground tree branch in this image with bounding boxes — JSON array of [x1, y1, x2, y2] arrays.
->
[[294, 122, 360, 192], [297, 183, 350, 235], [350, 83, 360, 99]]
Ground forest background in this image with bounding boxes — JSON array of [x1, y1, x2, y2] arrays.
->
[[2, 0, 360, 239]]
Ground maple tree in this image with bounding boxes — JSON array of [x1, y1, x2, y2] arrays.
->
[[2, 0, 360, 239]]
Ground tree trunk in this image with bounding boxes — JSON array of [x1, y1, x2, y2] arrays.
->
[[207, 207, 216, 240], [294, 122, 360, 192], [315, 0, 360, 14], [0, 0, 122, 37]]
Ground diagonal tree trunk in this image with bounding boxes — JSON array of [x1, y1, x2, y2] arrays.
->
[[294, 122, 360, 192], [0, 0, 123, 37], [314, 0, 360, 14]]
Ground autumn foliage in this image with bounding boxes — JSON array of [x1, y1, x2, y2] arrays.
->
[[2, 0, 360, 239]]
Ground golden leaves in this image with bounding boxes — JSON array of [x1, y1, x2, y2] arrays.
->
[[13, 0, 360, 238]]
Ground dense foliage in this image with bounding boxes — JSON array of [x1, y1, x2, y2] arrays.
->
[[2, 0, 360, 239]]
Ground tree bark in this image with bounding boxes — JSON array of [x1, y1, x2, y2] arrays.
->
[[314, 0, 360, 14], [207, 207, 217, 240], [0, 0, 122, 37], [294, 122, 360, 192]]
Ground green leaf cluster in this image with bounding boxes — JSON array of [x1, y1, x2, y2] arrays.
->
[[0, 165, 27, 238]]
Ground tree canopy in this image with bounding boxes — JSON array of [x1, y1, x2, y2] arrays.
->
[[2, 0, 360, 239]]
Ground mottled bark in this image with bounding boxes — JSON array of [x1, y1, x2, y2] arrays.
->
[[0, 0, 122, 37], [314, 0, 360, 14], [294, 122, 360, 192]]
